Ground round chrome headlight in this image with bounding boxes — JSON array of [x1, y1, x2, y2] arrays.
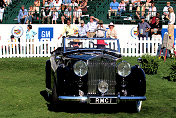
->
[[98, 81, 108, 94], [73, 61, 88, 77], [117, 61, 131, 77]]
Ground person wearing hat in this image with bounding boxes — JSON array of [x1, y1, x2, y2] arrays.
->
[[137, 16, 151, 40], [107, 22, 117, 39], [70, 39, 82, 48], [42, 5, 52, 24], [94, 20, 107, 49], [78, 20, 87, 38], [95, 40, 108, 49], [95, 20, 107, 38]]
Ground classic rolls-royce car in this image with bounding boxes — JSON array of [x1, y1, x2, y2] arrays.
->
[[45, 37, 146, 112]]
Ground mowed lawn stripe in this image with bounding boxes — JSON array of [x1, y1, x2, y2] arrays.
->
[[0, 57, 175, 118]]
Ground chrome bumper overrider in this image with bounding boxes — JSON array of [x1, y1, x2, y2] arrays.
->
[[58, 96, 146, 102]]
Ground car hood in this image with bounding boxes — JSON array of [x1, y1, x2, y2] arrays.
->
[[66, 54, 98, 60]]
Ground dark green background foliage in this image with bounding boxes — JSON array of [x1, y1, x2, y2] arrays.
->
[[0, 57, 175, 118], [169, 60, 176, 81]]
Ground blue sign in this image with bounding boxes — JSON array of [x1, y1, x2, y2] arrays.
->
[[161, 28, 176, 45], [38, 27, 53, 41]]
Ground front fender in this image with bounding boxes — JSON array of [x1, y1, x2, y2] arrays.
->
[[130, 65, 146, 96], [116, 65, 146, 96]]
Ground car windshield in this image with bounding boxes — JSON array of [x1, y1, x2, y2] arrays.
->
[[62, 37, 120, 52]]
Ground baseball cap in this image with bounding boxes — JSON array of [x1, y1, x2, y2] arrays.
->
[[80, 20, 84, 24]]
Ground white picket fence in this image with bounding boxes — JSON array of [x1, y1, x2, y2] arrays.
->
[[0, 36, 164, 58], [120, 35, 163, 57], [0, 39, 59, 58]]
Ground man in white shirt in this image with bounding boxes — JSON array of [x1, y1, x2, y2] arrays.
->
[[78, 20, 87, 38], [166, 7, 175, 54], [86, 16, 99, 38]]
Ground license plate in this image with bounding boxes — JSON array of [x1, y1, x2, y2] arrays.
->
[[89, 97, 117, 104]]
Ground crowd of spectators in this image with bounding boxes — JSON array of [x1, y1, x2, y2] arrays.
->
[[108, 0, 175, 39], [14, 0, 175, 42], [0, 0, 174, 25], [17, 0, 40, 24], [0, 0, 12, 23], [108, 0, 175, 24], [17, 0, 88, 24]]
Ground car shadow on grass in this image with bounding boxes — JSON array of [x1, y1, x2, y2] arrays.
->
[[40, 90, 138, 114]]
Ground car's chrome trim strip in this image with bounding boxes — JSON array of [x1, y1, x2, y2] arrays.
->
[[119, 96, 146, 100], [58, 96, 146, 102], [89, 96, 118, 98], [58, 96, 88, 102]]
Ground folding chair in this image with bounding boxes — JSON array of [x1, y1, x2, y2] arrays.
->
[[158, 32, 170, 62]]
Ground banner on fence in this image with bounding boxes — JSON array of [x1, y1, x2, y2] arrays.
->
[[38, 27, 54, 41], [0, 24, 139, 46], [0, 24, 175, 46]]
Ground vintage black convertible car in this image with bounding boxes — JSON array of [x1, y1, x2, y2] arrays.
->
[[45, 37, 146, 112]]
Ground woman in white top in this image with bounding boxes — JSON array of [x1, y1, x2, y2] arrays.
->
[[166, 7, 175, 53], [52, 8, 58, 24]]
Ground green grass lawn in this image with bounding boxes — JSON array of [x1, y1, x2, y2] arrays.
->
[[0, 57, 175, 118]]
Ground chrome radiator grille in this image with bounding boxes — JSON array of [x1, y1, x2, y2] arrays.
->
[[88, 56, 117, 95]]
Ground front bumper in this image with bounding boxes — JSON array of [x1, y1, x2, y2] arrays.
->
[[58, 95, 146, 104]]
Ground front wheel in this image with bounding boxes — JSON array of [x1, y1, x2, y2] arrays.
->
[[51, 81, 59, 104]]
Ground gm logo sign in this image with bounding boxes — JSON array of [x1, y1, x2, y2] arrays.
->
[[38, 27, 53, 41]]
